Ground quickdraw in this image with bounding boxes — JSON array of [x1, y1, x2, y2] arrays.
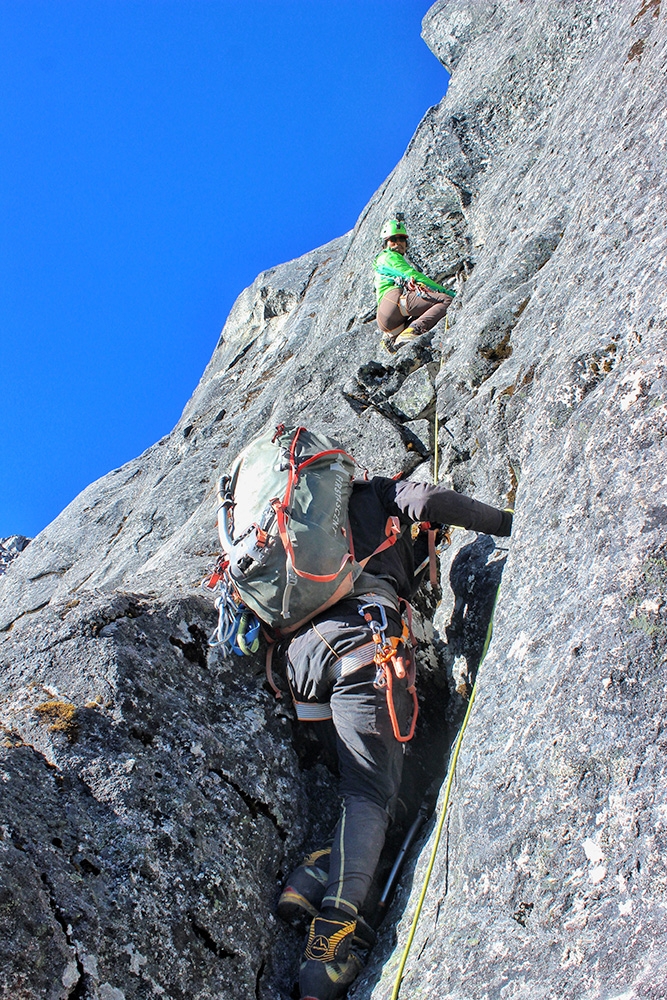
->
[[201, 559, 260, 657], [358, 601, 418, 744]]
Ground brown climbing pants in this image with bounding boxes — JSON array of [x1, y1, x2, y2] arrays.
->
[[377, 286, 453, 337]]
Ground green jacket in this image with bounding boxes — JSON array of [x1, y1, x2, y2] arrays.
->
[[373, 248, 456, 305]]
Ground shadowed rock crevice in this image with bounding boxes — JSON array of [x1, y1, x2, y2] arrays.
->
[[189, 915, 237, 961], [168, 623, 210, 669], [39, 869, 87, 999]]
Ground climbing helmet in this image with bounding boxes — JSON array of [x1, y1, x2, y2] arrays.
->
[[380, 218, 408, 241]]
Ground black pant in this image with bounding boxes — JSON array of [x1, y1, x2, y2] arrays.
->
[[287, 599, 410, 915]]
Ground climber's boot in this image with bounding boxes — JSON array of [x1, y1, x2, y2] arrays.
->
[[299, 907, 363, 1000], [278, 845, 377, 953], [394, 326, 420, 346], [277, 845, 331, 927], [380, 332, 399, 354]]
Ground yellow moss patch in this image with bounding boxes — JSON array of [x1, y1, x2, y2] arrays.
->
[[507, 463, 519, 508], [34, 700, 78, 736]]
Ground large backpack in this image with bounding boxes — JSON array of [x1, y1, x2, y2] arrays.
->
[[215, 424, 361, 633], [205, 423, 426, 741]]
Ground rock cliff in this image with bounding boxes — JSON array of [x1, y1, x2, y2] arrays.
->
[[1, 1, 666, 998], [0, 535, 30, 577]]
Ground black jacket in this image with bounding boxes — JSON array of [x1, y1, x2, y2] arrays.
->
[[348, 477, 511, 601]]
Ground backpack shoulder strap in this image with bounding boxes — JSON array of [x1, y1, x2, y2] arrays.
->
[[357, 516, 402, 569]]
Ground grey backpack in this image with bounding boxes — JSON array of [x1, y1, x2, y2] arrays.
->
[[216, 424, 359, 633]]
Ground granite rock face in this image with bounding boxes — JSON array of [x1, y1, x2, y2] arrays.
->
[[1, 591, 339, 1000], [0, 535, 30, 577], [2, 1, 666, 998]]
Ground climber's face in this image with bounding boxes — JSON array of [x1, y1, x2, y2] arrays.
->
[[387, 235, 408, 255]]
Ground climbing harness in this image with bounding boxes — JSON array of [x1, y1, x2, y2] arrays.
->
[[389, 585, 501, 1000], [358, 600, 418, 744]]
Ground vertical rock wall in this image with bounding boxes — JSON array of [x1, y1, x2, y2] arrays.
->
[[1, 1, 665, 998], [358, 2, 667, 998]]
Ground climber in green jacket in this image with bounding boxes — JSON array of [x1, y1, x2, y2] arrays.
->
[[373, 218, 455, 352]]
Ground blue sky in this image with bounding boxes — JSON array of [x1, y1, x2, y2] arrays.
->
[[0, 1, 449, 539]]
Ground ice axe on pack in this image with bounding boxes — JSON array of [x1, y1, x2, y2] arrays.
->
[[216, 475, 235, 552], [371, 779, 440, 928]]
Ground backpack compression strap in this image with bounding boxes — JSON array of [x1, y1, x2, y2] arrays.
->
[[271, 426, 358, 588], [272, 498, 355, 584]]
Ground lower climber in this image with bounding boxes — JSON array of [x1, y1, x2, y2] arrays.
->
[[373, 218, 456, 352], [277, 476, 513, 1000]]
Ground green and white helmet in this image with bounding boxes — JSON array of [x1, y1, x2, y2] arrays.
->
[[380, 218, 408, 240]]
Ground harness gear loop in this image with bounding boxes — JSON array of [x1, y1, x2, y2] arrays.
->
[[264, 637, 283, 699], [201, 565, 262, 658], [358, 601, 418, 744]]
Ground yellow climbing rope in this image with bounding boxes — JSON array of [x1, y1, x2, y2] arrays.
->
[[390, 586, 501, 1000]]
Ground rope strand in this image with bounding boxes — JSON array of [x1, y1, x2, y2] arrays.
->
[[390, 585, 501, 1000]]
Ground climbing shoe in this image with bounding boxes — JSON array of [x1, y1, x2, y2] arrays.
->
[[278, 845, 331, 927], [394, 326, 420, 346], [380, 332, 398, 354], [278, 847, 377, 949], [299, 908, 363, 1000]]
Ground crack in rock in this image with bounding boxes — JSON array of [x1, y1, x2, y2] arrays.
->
[[209, 767, 287, 842], [189, 915, 236, 961]]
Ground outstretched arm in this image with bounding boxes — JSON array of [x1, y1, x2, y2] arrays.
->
[[386, 479, 512, 536]]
